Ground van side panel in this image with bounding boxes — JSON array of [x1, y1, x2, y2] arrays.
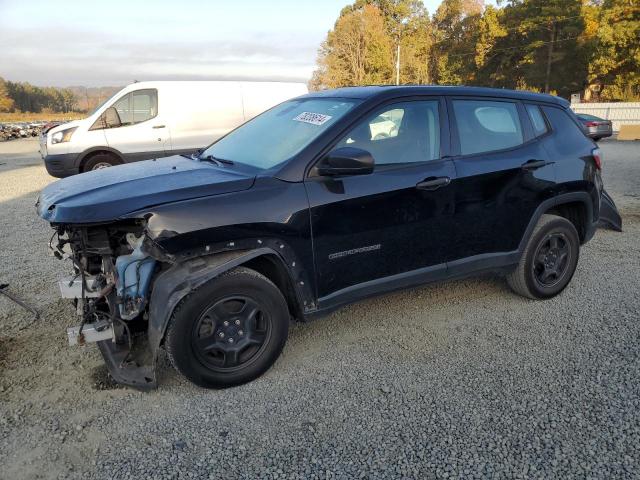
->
[[164, 82, 244, 154], [240, 82, 308, 120]]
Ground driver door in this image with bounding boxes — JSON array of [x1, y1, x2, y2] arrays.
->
[[304, 98, 456, 304], [103, 89, 171, 161]]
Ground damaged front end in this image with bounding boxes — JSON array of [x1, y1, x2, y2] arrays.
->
[[51, 220, 169, 389]]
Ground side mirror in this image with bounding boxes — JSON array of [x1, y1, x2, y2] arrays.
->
[[103, 107, 122, 129], [317, 147, 374, 177]]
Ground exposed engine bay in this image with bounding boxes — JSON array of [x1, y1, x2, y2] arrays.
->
[[51, 220, 167, 388]]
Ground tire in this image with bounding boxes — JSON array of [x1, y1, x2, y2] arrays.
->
[[507, 214, 580, 300], [83, 152, 122, 172], [165, 267, 289, 389]]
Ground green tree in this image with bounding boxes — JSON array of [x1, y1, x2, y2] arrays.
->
[[3, 81, 79, 113], [310, 4, 394, 89], [430, 0, 484, 85], [0, 77, 15, 112], [588, 0, 640, 100], [311, 0, 639, 101]]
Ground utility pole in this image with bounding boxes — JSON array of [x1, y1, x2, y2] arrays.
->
[[396, 42, 401, 85], [544, 20, 555, 94], [395, 18, 408, 86]]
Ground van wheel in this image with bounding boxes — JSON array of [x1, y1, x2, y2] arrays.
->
[[83, 153, 121, 171], [507, 214, 580, 300], [165, 267, 289, 389]]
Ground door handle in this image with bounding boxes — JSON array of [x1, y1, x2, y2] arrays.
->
[[522, 159, 551, 170], [152, 125, 166, 129], [416, 176, 451, 191]]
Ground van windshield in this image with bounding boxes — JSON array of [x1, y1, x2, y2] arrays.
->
[[200, 98, 359, 170]]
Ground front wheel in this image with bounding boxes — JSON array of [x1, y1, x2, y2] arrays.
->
[[165, 267, 289, 388], [507, 214, 580, 300], [83, 152, 121, 171]]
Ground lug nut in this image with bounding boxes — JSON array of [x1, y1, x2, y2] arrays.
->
[[223, 321, 229, 327], [228, 338, 234, 343], [238, 330, 244, 336], [235, 319, 240, 325], [219, 332, 225, 338]]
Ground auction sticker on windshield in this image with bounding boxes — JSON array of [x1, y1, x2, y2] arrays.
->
[[293, 112, 333, 126]]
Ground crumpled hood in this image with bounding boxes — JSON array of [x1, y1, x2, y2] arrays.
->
[[37, 156, 255, 223]]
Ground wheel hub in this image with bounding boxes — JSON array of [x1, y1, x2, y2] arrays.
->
[[216, 317, 245, 343]]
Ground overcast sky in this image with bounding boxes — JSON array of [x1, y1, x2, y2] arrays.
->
[[0, 0, 497, 87]]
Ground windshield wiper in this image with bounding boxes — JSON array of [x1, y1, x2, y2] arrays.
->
[[199, 155, 234, 167]]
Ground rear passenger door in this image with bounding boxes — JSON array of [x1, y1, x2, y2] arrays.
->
[[446, 97, 556, 269]]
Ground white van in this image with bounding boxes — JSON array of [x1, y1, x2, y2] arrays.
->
[[40, 81, 307, 177]]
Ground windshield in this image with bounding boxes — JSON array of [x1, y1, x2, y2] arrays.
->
[[88, 90, 122, 117], [200, 97, 359, 170]]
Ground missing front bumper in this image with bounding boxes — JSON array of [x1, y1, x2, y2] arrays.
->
[[97, 339, 157, 390]]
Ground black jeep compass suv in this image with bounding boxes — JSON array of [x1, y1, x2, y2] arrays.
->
[[37, 86, 621, 389]]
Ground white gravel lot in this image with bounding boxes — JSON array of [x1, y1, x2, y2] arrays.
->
[[0, 138, 639, 479]]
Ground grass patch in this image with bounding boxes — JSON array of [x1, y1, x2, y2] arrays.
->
[[0, 112, 86, 123]]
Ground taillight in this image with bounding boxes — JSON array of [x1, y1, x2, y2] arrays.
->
[[585, 121, 599, 127], [592, 147, 602, 170]]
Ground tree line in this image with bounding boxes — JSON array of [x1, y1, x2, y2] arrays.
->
[[310, 0, 640, 101], [0, 77, 78, 113]]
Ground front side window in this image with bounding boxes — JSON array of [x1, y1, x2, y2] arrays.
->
[[201, 98, 358, 170], [526, 104, 549, 137], [113, 93, 133, 126], [132, 90, 157, 123], [452, 99, 523, 155], [335, 100, 441, 165], [109, 89, 157, 127]]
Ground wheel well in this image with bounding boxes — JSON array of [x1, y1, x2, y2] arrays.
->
[[79, 150, 121, 172], [242, 255, 303, 320], [547, 201, 587, 242]]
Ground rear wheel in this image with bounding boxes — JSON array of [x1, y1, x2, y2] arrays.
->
[[507, 214, 580, 300], [165, 267, 289, 388], [83, 152, 121, 171]]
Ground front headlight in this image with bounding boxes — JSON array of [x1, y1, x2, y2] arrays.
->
[[51, 127, 78, 144]]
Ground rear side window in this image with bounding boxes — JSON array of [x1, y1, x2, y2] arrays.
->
[[452, 100, 523, 155], [525, 104, 549, 137], [541, 106, 588, 150]]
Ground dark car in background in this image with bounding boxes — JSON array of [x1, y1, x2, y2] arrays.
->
[[576, 113, 613, 141], [37, 86, 622, 390]]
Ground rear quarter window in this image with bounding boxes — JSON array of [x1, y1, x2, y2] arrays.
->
[[541, 106, 589, 153], [525, 104, 549, 137]]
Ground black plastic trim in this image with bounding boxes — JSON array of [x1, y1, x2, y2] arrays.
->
[[97, 340, 157, 390]]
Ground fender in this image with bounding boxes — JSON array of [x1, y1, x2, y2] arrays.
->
[[95, 246, 313, 391], [146, 247, 311, 357], [77, 145, 125, 168], [517, 191, 594, 255]]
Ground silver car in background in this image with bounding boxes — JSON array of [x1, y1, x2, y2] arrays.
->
[[576, 113, 613, 141]]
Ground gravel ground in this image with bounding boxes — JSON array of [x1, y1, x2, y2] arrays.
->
[[0, 138, 639, 479]]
